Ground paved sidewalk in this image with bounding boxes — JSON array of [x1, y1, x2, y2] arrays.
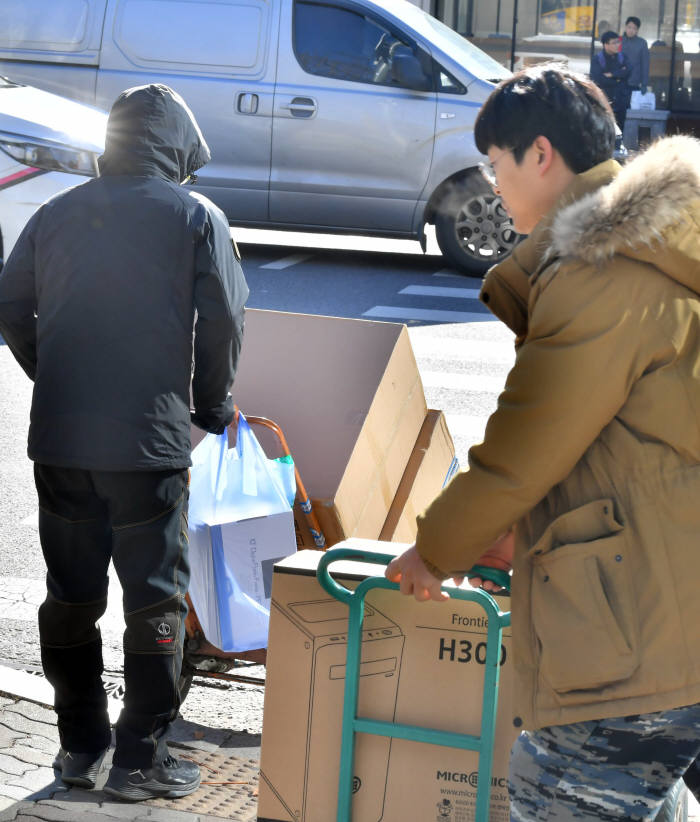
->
[[0, 673, 261, 822], [3, 667, 700, 821]]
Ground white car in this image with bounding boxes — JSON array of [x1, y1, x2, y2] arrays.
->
[[0, 76, 106, 267]]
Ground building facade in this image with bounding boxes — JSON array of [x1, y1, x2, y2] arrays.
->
[[419, 0, 700, 132]]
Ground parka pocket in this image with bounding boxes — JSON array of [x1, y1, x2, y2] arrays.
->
[[529, 501, 639, 695]]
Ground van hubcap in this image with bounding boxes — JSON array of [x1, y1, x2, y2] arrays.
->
[[455, 194, 517, 263]]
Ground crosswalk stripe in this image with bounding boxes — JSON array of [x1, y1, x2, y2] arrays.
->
[[363, 306, 494, 323], [260, 253, 313, 270], [399, 285, 482, 300]]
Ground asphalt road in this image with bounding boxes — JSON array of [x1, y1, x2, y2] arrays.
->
[[0, 229, 515, 736]]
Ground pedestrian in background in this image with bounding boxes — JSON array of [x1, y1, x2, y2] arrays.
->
[[590, 30, 631, 128], [622, 15, 650, 96], [0, 84, 248, 801], [387, 66, 700, 820]]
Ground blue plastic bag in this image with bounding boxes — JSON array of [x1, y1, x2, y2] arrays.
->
[[188, 413, 297, 651]]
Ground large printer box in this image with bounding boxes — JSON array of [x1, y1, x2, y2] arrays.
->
[[257, 540, 516, 822]]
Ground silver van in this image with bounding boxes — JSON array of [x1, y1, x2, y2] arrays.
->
[[0, 0, 516, 273]]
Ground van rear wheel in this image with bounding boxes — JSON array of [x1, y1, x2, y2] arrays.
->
[[434, 175, 519, 275]]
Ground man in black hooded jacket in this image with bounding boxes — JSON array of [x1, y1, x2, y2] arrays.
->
[[0, 84, 248, 801]]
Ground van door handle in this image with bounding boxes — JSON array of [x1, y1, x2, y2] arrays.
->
[[237, 92, 259, 114], [280, 97, 317, 118]]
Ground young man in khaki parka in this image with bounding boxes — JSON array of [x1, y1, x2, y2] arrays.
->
[[387, 66, 700, 820]]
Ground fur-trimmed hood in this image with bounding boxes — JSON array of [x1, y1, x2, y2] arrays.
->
[[550, 135, 700, 292], [481, 135, 700, 335]]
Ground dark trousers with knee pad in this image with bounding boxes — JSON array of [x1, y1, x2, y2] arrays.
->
[[35, 464, 190, 768]]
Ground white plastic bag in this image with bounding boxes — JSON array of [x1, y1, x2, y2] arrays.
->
[[630, 90, 656, 110], [187, 413, 296, 651]]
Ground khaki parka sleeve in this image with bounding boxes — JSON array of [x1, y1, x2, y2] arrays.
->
[[415, 258, 654, 578], [479, 252, 529, 341]]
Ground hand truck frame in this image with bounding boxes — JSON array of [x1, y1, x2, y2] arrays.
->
[[317, 546, 511, 822]]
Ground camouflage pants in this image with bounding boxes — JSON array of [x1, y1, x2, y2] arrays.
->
[[509, 702, 700, 820]]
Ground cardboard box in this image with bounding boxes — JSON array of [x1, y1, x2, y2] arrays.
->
[[379, 410, 459, 544], [194, 309, 427, 548], [258, 540, 516, 822]]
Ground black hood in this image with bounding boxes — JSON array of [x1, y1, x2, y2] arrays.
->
[[98, 84, 210, 182]]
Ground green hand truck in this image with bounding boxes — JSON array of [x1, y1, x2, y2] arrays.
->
[[317, 546, 511, 822]]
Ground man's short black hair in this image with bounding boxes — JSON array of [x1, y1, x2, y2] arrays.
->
[[474, 66, 616, 174], [601, 30, 620, 44], [625, 16, 641, 28]]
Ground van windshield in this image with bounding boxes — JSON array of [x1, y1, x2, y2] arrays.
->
[[379, 2, 510, 83]]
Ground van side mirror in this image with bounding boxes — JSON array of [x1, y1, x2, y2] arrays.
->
[[391, 48, 431, 91]]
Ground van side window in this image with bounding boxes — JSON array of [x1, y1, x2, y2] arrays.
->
[[293, 0, 432, 91], [436, 67, 466, 94]]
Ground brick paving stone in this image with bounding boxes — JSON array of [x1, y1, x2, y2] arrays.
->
[[0, 699, 256, 822], [10, 802, 124, 821], [18, 737, 58, 759], [0, 787, 62, 806], [0, 802, 22, 821], [94, 798, 160, 819], [0, 715, 57, 745], [0, 753, 30, 776], [0, 728, 22, 749], [0, 786, 35, 803], [4, 765, 60, 796], [0, 797, 17, 816], [42, 796, 112, 814], [5, 748, 53, 769], [3, 707, 55, 729]]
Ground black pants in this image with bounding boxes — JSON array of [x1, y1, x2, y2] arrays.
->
[[34, 464, 190, 768], [614, 85, 634, 131]]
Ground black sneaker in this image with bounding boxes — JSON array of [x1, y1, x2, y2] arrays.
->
[[53, 747, 108, 789], [103, 754, 201, 801]]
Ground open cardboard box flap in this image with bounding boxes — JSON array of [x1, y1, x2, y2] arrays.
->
[[192, 309, 427, 546], [380, 409, 459, 544]]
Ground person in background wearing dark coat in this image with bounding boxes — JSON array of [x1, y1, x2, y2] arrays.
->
[[0, 84, 248, 801], [590, 31, 631, 129], [622, 16, 650, 96]]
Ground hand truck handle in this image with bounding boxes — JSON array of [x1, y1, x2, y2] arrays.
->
[[317, 548, 511, 610], [468, 564, 511, 592]]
